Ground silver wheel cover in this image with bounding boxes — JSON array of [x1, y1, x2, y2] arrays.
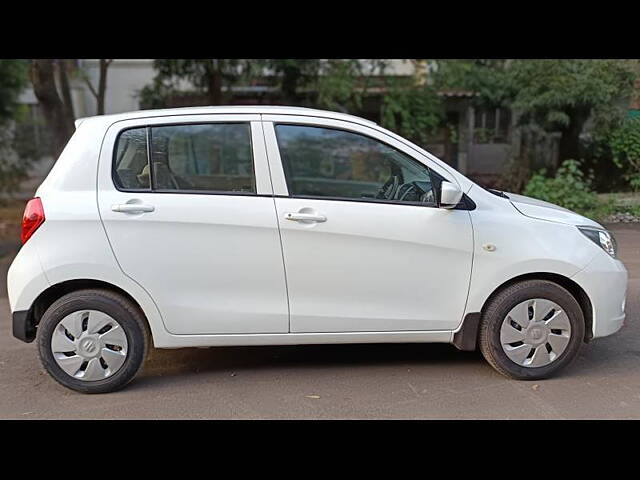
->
[[500, 299, 571, 368], [51, 310, 128, 381]]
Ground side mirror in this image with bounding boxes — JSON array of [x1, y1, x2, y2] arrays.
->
[[439, 182, 463, 209]]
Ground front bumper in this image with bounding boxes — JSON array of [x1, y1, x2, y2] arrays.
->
[[571, 250, 628, 339]]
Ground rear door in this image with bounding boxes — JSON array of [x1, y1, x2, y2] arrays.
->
[[97, 115, 289, 335]]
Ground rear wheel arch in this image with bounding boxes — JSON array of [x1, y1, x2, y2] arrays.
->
[[453, 272, 593, 351], [22, 279, 152, 342]]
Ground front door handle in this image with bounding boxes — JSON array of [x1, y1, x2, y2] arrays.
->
[[111, 203, 155, 213], [284, 212, 327, 223]]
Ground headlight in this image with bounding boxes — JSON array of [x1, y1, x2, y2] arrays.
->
[[578, 227, 617, 258]]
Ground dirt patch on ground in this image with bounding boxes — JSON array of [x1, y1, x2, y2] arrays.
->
[[0, 200, 23, 245], [0, 200, 23, 261]]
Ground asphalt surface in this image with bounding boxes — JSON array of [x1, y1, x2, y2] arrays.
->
[[1, 224, 639, 419]]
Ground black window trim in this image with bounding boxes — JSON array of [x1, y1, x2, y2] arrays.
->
[[111, 121, 258, 196], [110, 120, 476, 210], [269, 192, 475, 210]]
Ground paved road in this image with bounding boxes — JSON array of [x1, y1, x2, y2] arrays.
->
[[1, 225, 639, 419]]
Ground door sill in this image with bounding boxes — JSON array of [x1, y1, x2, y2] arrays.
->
[[153, 330, 454, 349]]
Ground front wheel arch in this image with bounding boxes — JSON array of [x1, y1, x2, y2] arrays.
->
[[453, 272, 593, 351]]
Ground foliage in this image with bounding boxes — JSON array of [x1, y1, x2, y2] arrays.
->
[[433, 59, 637, 171], [316, 59, 387, 112], [0, 60, 32, 199], [523, 159, 599, 214], [315, 60, 358, 110], [0, 60, 28, 123], [262, 59, 321, 104], [433, 59, 514, 108], [140, 59, 390, 115], [508, 60, 636, 131], [139, 80, 173, 109], [139, 59, 255, 108], [154, 59, 244, 91], [377, 59, 514, 148], [380, 79, 443, 146], [609, 116, 640, 191], [138, 58, 639, 192], [0, 127, 30, 197]]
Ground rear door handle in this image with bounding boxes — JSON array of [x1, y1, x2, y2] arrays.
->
[[284, 212, 327, 223], [111, 203, 155, 213]]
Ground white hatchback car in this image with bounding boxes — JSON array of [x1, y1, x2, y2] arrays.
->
[[8, 106, 627, 393]]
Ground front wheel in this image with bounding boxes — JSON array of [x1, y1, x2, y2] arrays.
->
[[36, 289, 149, 394], [478, 280, 585, 380]]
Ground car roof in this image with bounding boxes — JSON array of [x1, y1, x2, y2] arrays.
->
[[75, 105, 378, 129]]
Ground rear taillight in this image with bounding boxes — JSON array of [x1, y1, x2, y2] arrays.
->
[[21, 197, 45, 244]]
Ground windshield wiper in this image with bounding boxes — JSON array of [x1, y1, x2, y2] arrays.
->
[[482, 186, 509, 199]]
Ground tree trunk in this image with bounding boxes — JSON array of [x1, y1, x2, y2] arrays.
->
[[29, 59, 75, 158], [81, 59, 112, 115], [557, 106, 591, 167], [96, 59, 111, 115], [207, 63, 223, 105], [57, 60, 75, 126], [281, 65, 301, 104]]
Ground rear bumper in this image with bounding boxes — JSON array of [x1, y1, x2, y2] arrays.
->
[[7, 239, 49, 343], [571, 251, 628, 339], [7, 240, 49, 313], [12, 310, 35, 343]]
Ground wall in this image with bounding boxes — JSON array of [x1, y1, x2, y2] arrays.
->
[[76, 59, 156, 116]]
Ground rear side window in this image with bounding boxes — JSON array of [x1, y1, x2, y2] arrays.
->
[[114, 128, 148, 190], [113, 123, 255, 194]]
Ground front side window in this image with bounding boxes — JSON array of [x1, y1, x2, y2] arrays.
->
[[113, 123, 255, 194], [275, 124, 436, 205]]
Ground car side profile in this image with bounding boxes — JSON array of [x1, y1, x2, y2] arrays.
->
[[8, 106, 628, 393]]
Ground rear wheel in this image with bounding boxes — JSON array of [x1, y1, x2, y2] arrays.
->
[[37, 289, 149, 394], [478, 280, 585, 380]]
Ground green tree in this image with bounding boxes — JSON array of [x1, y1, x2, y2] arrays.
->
[[508, 60, 636, 164], [380, 79, 443, 146], [316, 59, 388, 113], [609, 116, 640, 191], [376, 60, 514, 147], [0, 60, 32, 196], [140, 59, 390, 115], [428, 59, 637, 181], [140, 59, 255, 108], [0, 60, 27, 121], [433, 59, 514, 108], [263, 59, 321, 104]]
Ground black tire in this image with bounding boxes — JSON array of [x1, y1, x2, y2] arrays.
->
[[36, 289, 150, 394], [478, 280, 585, 380]]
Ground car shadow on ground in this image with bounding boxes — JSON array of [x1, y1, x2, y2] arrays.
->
[[128, 332, 640, 394], [140, 342, 485, 378]]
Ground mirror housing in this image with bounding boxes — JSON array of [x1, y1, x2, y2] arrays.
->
[[439, 182, 463, 209]]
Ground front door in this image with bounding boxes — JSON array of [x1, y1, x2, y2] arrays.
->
[[264, 120, 474, 333], [97, 116, 289, 335]]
